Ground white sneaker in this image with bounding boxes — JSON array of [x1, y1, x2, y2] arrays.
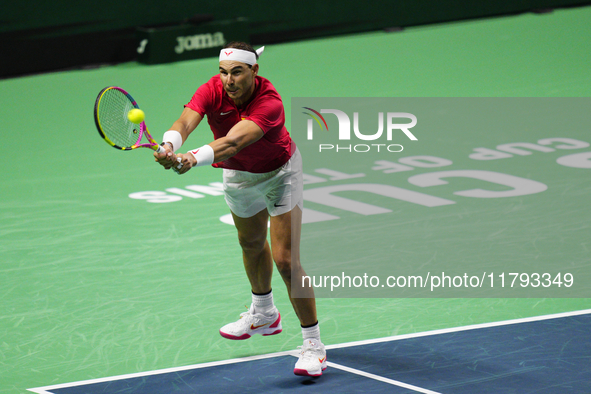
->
[[219, 304, 282, 340], [294, 339, 327, 377]]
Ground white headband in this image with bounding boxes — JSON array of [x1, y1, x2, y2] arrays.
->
[[219, 46, 265, 65]]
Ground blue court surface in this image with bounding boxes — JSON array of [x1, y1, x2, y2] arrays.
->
[[28, 309, 591, 394]]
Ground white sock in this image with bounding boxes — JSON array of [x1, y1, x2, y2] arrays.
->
[[302, 322, 321, 342], [252, 290, 275, 316]]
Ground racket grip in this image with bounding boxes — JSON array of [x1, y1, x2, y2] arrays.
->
[[155, 144, 166, 154]]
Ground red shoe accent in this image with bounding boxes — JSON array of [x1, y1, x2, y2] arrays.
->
[[262, 329, 283, 336], [294, 368, 322, 377], [219, 331, 251, 340], [269, 313, 281, 328]]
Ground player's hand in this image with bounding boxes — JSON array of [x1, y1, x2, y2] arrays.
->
[[173, 152, 198, 175], [154, 144, 178, 170]]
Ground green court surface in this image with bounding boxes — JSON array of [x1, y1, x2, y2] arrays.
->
[[1, 6, 590, 393]]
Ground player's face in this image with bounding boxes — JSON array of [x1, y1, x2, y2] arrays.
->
[[219, 61, 258, 106]]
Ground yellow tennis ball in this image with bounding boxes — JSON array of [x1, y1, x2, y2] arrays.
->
[[127, 109, 145, 124]]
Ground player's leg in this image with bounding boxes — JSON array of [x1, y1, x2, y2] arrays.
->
[[232, 209, 273, 294], [269, 206, 317, 325], [266, 149, 318, 326], [219, 208, 283, 340], [270, 206, 326, 376], [271, 148, 326, 376]]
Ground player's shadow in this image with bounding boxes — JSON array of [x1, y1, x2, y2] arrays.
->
[[273, 370, 334, 390]]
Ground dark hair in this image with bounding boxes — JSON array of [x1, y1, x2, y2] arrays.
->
[[223, 41, 258, 67]]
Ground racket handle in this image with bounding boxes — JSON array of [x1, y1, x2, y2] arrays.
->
[[155, 144, 166, 154]]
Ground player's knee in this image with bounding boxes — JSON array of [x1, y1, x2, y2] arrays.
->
[[273, 250, 292, 277], [237, 234, 266, 253]]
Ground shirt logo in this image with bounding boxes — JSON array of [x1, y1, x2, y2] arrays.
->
[[220, 111, 233, 115]]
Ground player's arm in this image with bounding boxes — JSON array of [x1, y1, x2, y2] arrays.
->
[[155, 107, 203, 169], [169, 107, 204, 145], [210, 119, 264, 162], [175, 119, 264, 174]]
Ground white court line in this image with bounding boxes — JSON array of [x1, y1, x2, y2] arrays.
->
[[324, 308, 591, 351], [328, 361, 443, 394], [26, 350, 298, 394], [28, 308, 591, 394]]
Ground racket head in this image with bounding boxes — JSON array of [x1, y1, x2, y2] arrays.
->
[[94, 86, 159, 151]]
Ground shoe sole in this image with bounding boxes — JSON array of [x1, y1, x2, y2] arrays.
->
[[294, 365, 327, 377], [219, 313, 282, 340], [219, 328, 282, 340]]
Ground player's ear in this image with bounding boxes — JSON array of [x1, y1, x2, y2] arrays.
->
[[251, 63, 259, 76]]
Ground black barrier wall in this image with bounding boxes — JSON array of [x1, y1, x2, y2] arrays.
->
[[1, 0, 589, 78]]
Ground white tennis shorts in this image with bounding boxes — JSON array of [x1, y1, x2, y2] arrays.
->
[[222, 148, 304, 218]]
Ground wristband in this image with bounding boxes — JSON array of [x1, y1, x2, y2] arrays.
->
[[162, 130, 183, 152], [189, 145, 215, 167]]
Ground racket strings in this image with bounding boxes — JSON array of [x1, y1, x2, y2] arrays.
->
[[98, 89, 142, 148]]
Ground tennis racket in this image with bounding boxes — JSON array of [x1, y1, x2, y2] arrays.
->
[[93, 86, 166, 154]]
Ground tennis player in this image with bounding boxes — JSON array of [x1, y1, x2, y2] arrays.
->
[[154, 42, 326, 377]]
